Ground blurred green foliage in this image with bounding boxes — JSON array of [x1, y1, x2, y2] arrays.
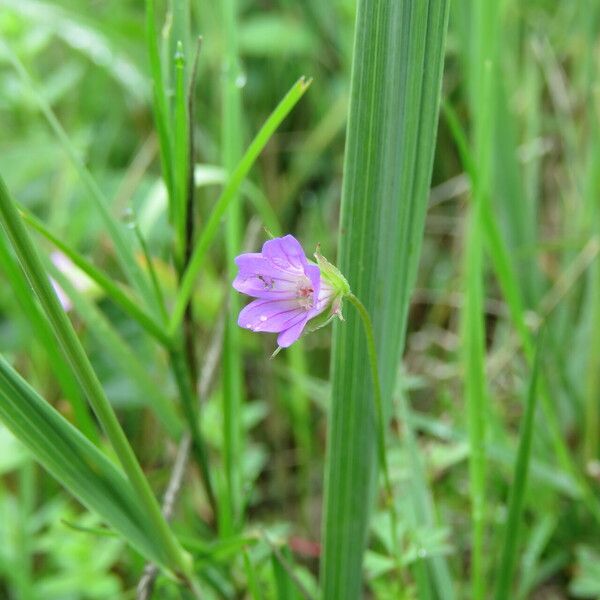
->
[[0, 0, 599, 598]]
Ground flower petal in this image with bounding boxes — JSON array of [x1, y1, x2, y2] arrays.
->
[[277, 316, 310, 347], [235, 253, 294, 279], [238, 298, 306, 333], [303, 263, 321, 305], [262, 235, 307, 271], [233, 274, 296, 297]]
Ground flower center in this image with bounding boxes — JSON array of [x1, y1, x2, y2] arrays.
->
[[296, 277, 314, 309]]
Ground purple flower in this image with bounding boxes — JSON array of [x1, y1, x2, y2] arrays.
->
[[233, 235, 343, 348]]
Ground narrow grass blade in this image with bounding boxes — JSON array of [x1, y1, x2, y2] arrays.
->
[[0, 355, 169, 567], [169, 76, 312, 333], [21, 210, 172, 348], [397, 385, 455, 599], [46, 261, 183, 439], [494, 337, 543, 600], [243, 550, 263, 600], [145, 0, 174, 203], [443, 102, 600, 525], [321, 1, 450, 598], [173, 43, 189, 266], [221, 0, 245, 535], [0, 233, 98, 442], [0, 174, 191, 578], [462, 201, 488, 600]]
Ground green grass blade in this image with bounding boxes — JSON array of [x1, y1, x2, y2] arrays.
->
[[0, 356, 168, 566], [221, 0, 245, 536], [1, 43, 162, 319], [0, 174, 191, 578], [443, 101, 600, 526], [145, 0, 175, 204], [46, 261, 183, 439], [169, 76, 312, 333], [0, 233, 98, 442], [494, 337, 543, 600], [173, 43, 189, 266], [462, 201, 488, 600], [21, 210, 173, 348], [320, 1, 450, 597], [397, 385, 455, 599]]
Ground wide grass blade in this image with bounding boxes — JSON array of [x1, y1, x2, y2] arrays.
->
[[320, 1, 450, 598], [494, 338, 543, 600], [0, 356, 169, 567]]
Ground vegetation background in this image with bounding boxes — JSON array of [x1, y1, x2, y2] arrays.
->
[[0, 0, 599, 598]]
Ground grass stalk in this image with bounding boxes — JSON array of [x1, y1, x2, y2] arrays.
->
[[220, 0, 245, 535], [462, 200, 488, 600], [173, 43, 189, 267]]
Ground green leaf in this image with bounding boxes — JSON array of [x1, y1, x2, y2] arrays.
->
[[0, 173, 191, 578], [0, 355, 168, 566], [320, 1, 450, 598], [0, 231, 98, 442], [45, 258, 183, 439]]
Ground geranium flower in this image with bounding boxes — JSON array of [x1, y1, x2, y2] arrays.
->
[[232, 235, 349, 349]]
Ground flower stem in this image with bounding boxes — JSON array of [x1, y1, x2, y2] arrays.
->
[[346, 293, 401, 569]]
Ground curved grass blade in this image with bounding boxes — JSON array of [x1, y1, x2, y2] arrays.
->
[[21, 210, 172, 348], [0, 174, 191, 578], [169, 76, 312, 334], [0, 355, 169, 567], [0, 233, 98, 443], [46, 260, 183, 439]]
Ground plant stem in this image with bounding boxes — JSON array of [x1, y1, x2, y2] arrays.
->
[[169, 346, 216, 513], [221, 0, 245, 535], [346, 293, 401, 571]]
